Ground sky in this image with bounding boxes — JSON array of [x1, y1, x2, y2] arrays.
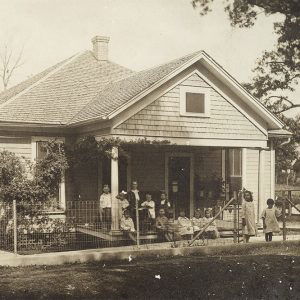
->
[[0, 0, 299, 116]]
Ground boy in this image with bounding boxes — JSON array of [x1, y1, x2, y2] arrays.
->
[[155, 208, 173, 242], [99, 184, 112, 228]]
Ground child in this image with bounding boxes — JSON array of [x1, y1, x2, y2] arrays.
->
[[261, 198, 281, 242], [120, 210, 136, 242], [241, 190, 257, 243], [160, 191, 172, 217], [201, 209, 219, 239], [155, 208, 173, 242], [177, 210, 193, 239], [116, 191, 129, 220], [99, 184, 112, 228], [141, 193, 156, 230], [191, 209, 203, 237]]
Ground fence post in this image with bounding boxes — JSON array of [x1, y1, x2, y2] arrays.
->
[[281, 192, 286, 241], [233, 191, 237, 243], [136, 199, 140, 248], [13, 200, 17, 254]]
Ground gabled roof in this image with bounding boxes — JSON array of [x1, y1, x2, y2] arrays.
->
[[0, 51, 134, 125]]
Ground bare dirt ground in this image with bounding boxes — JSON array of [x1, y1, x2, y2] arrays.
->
[[0, 248, 299, 300]]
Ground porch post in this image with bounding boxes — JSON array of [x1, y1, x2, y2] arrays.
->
[[258, 149, 265, 224], [270, 141, 275, 199], [111, 147, 119, 231]]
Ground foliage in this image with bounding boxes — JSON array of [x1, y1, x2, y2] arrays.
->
[[0, 140, 68, 213], [192, 0, 300, 183], [192, 0, 300, 112], [67, 135, 171, 168]]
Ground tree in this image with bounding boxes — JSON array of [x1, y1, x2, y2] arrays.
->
[[192, 0, 300, 113], [0, 42, 24, 91], [192, 0, 300, 184]]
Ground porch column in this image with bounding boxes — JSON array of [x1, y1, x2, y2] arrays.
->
[[111, 147, 119, 231], [270, 141, 275, 199], [258, 149, 265, 223]]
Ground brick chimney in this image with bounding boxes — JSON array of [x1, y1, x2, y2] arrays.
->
[[92, 36, 110, 61]]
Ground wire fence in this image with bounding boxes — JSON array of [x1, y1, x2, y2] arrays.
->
[[0, 193, 298, 255]]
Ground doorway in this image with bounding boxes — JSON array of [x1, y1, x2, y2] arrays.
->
[[166, 154, 194, 218]]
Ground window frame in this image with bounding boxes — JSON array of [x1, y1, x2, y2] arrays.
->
[[179, 86, 211, 117], [31, 137, 66, 212]]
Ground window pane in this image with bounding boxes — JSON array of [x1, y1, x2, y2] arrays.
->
[[228, 149, 242, 176], [36, 141, 47, 160], [186, 92, 205, 113], [234, 149, 242, 176], [229, 149, 234, 175]]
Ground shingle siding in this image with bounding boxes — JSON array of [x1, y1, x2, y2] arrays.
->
[[113, 73, 266, 140]]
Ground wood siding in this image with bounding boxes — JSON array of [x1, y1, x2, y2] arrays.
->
[[113, 73, 266, 140], [0, 137, 31, 160], [264, 149, 271, 202]]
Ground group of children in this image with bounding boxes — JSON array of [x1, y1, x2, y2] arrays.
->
[[99, 182, 221, 242], [100, 183, 282, 243], [241, 190, 281, 243]]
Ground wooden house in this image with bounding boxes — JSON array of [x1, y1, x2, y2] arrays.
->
[[0, 36, 291, 231]]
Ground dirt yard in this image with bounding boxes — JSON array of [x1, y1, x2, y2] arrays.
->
[[0, 248, 299, 300]]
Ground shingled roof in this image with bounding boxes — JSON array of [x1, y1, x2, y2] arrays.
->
[[0, 47, 204, 126], [0, 50, 134, 125]]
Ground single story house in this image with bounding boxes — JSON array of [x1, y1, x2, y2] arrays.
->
[[0, 36, 291, 231]]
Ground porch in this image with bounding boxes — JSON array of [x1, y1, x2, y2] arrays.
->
[[66, 142, 272, 240]]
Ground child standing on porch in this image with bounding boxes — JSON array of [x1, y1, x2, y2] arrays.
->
[[261, 198, 281, 242], [99, 184, 112, 228], [241, 190, 257, 243]]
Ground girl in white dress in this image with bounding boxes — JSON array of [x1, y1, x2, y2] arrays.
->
[[241, 190, 257, 243], [261, 198, 281, 242]]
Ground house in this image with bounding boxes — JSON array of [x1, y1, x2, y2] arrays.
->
[[0, 36, 291, 233]]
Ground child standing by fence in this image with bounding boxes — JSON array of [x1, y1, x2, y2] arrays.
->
[[261, 198, 281, 242], [241, 190, 257, 243]]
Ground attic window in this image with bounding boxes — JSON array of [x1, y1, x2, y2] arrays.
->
[[180, 86, 210, 117]]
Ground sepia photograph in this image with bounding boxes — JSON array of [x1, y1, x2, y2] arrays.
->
[[0, 0, 299, 299]]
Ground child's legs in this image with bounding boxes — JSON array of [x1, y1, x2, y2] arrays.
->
[[268, 232, 273, 241], [243, 235, 250, 243]]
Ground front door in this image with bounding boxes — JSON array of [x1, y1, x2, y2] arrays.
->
[[168, 156, 191, 218]]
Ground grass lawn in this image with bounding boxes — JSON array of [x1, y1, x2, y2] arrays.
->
[[0, 251, 299, 299]]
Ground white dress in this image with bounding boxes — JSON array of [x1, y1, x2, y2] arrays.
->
[[178, 217, 194, 235], [261, 207, 280, 233], [241, 200, 257, 236]]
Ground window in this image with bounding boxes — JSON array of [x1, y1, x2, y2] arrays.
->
[[229, 149, 242, 177], [32, 137, 66, 212], [180, 86, 210, 117], [36, 141, 47, 161]]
